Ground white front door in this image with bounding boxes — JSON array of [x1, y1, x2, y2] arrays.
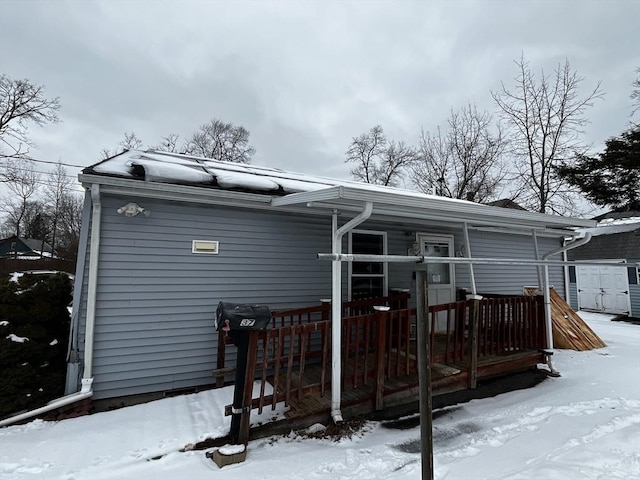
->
[[576, 263, 631, 315], [419, 234, 455, 331]]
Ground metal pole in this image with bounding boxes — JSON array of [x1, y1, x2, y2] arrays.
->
[[532, 229, 543, 289], [330, 210, 343, 423], [463, 222, 477, 295], [317, 253, 632, 270], [416, 267, 434, 480]]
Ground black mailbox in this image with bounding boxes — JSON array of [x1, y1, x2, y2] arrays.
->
[[215, 302, 271, 331]]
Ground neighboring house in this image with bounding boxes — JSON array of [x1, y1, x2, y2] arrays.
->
[[0, 236, 53, 259], [567, 212, 640, 318], [64, 150, 595, 406]]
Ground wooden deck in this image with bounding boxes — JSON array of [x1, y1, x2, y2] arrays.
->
[[217, 293, 547, 442], [271, 349, 544, 421]]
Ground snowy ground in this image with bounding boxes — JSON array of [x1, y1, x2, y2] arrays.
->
[[1, 312, 639, 480]]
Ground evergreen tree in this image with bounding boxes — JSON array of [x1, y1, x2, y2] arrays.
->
[[557, 127, 640, 211]]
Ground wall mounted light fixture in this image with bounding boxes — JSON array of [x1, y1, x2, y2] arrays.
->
[[117, 202, 150, 217]]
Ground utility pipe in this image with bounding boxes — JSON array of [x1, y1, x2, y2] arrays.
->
[[540, 233, 593, 375], [330, 202, 373, 423], [0, 185, 103, 428]]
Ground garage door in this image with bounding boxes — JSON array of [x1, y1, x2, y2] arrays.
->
[[576, 264, 631, 315]]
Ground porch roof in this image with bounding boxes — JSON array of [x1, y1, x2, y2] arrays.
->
[[270, 185, 595, 232], [80, 150, 595, 233]]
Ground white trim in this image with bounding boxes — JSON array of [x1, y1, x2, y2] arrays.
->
[[348, 229, 388, 300], [417, 233, 455, 307]]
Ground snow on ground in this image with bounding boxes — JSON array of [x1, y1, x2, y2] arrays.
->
[[1, 312, 639, 480]]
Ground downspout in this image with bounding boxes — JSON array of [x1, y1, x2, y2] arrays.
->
[[0, 185, 101, 428], [65, 192, 93, 395], [82, 183, 102, 383], [541, 232, 592, 375], [331, 202, 373, 423], [463, 222, 477, 295]]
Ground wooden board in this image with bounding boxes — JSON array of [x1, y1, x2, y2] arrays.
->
[[524, 287, 606, 351]]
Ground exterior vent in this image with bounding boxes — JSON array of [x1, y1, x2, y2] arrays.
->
[[192, 240, 219, 254]]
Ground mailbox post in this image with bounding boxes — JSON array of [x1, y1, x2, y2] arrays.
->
[[215, 302, 271, 444]]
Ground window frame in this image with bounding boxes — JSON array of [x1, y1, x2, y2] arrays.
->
[[348, 229, 388, 300]]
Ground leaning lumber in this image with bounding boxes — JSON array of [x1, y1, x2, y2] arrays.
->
[[549, 289, 606, 350], [524, 287, 606, 351]]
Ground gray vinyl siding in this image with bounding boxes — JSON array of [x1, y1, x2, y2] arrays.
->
[[466, 230, 564, 298], [75, 194, 568, 400], [568, 282, 578, 311], [79, 195, 334, 400], [631, 284, 639, 317]]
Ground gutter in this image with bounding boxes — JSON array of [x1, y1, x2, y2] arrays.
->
[[330, 201, 373, 423], [540, 232, 593, 375], [0, 185, 102, 428]]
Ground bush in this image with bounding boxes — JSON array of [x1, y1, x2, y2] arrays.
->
[[0, 273, 72, 418]]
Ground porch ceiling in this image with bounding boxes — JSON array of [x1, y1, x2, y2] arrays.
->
[[270, 186, 596, 233]]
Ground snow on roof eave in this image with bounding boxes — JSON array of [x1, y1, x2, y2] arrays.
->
[[576, 223, 640, 237], [272, 185, 596, 230], [78, 173, 275, 208]]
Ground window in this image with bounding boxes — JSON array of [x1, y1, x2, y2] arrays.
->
[[349, 230, 387, 300]]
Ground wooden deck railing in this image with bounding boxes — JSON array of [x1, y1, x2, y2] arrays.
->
[[215, 293, 410, 386], [221, 293, 546, 443]]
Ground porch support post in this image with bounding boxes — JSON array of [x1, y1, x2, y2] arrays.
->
[[532, 230, 543, 290], [416, 266, 434, 480], [331, 210, 342, 423], [541, 232, 592, 376], [330, 202, 373, 424], [463, 222, 477, 295], [543, 265, 559, 375], [466, 294, 482, 389]]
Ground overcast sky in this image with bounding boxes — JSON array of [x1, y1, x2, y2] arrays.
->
[[1, 0, 638, 194]]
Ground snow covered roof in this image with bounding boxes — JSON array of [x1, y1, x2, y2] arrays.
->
[[579, 216, 640, 237], [85, 150, 355, 194], [81, 150, 595, 231]]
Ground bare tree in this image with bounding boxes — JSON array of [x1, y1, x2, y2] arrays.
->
[[492, 56, 604, 214], [0, 75, 60, 163], [346, 125, 418, 186], [56, 192, 83, 260], [43, 161, 73, 254], [183, 119, 255, 163], [631, 67, 640, 118], [1, 158, 41, 238], [100, 131, 144, 160], [151, 133, 182, 153], [412, 104, 507, 202]]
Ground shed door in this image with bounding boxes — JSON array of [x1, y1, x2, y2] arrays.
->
[[576, 263, 630, 315]]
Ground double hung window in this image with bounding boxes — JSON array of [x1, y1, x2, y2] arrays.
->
[[349, 230, 387, 300]]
